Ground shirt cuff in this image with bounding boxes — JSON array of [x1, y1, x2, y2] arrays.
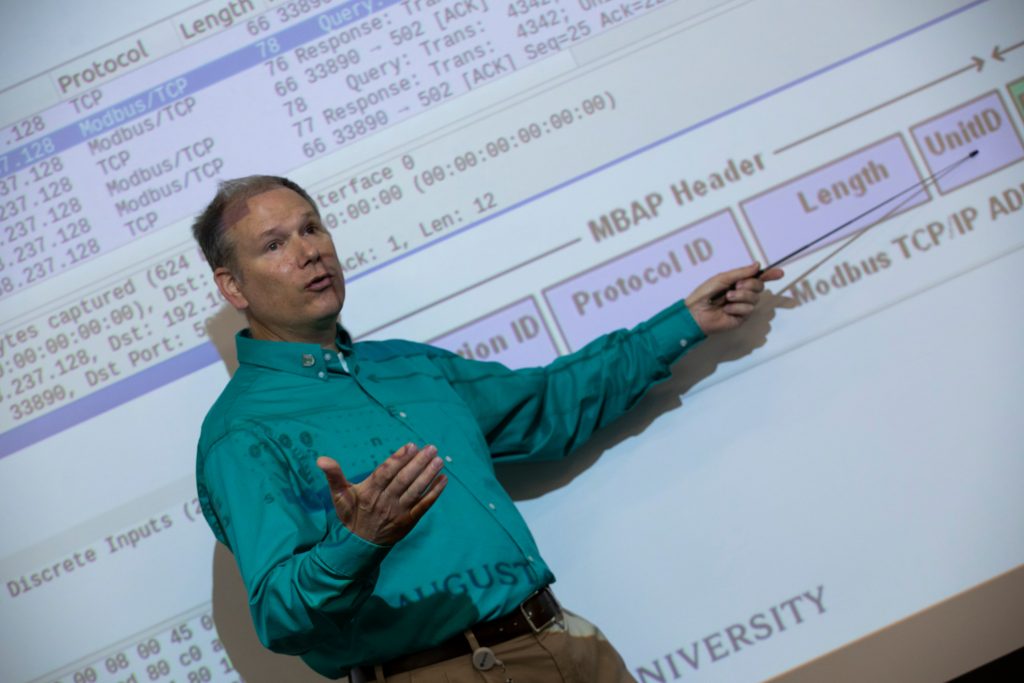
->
[[643, 299, 706, 364], [314, 521, 392, 579]]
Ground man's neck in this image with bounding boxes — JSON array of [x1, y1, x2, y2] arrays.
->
[[248, 320, 337, 349]]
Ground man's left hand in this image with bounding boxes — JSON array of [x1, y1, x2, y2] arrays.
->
[[685, 263, 784, 335]]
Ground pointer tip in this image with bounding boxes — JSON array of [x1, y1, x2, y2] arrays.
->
[[969, 149, 979, 158]]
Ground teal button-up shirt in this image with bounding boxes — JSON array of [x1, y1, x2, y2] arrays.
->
[[196, 300, 704, 677]]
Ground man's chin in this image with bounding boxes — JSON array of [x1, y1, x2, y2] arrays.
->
[[310, 293, 344, 322]]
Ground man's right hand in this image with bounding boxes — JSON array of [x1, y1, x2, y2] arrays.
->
[[316, 444, 448, 546]]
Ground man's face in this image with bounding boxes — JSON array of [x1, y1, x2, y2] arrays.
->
[[214, 187, 345, 344]]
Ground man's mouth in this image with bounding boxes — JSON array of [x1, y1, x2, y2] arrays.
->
[[306, 274, 333, 291]]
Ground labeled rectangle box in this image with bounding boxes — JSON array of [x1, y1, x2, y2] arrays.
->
[[428, 297, 559, 369], [741, 134, 929, 266], [543, 210, 752, 351], [910, 90, 1024, 194]]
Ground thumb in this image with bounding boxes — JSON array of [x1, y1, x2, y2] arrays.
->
[[715, 262, 760, 288], [317, 456, 351, 495]]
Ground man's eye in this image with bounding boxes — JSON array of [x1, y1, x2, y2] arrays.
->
[[305, 223, 319, 234], [266, 242, 279, 251]]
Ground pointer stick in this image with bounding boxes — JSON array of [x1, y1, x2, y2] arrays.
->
[[708, 149, 979, 305]]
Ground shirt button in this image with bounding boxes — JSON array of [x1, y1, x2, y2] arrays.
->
[[301, 353, 315, 367], [317, 371, 325, 379], [398, 411, 407, 418], [445, 456, 452, 463], [488, 502, 496, 510], [527, 555, 535, 563], [679, 339, 688, 348], [323, 352, 332, 360]]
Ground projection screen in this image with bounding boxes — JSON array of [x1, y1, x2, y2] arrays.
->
[[2, 0, 1022, 681]]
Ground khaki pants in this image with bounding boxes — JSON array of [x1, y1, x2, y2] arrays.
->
[[358, 611, 637, 683]]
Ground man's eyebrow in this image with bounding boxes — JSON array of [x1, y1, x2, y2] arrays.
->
[[257, 225, 288, 240], [256, 211, 319, 239]]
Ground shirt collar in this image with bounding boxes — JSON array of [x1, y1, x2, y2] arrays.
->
[[236, 325, 354, 378]]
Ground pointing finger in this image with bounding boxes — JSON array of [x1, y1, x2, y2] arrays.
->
[[368, 443, 417, 488], [717, 262, 760, 287], [409, 474, 448, 522], [384, 445, 440, 498], [399, 454, 446, 507]]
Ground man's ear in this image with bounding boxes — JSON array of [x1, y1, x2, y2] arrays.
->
[[214, 266, 249, 312]]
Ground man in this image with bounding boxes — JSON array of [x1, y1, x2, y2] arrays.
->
[[193, 175, 782, 682]]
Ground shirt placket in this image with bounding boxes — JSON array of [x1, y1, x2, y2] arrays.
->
[[341, 352, 546, 584]]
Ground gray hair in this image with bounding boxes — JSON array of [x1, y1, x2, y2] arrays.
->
[[191, 175, 320, 272]]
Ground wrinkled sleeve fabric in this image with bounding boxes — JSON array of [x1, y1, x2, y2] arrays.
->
[[433, 299, 705, 462], [200, 429, 391, 655]]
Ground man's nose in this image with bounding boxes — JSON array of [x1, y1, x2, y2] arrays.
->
[[296, 235, 321, 264]]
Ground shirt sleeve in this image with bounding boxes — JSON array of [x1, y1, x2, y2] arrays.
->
[[199, 429, 392, 655], [432, 299, 705, 462]]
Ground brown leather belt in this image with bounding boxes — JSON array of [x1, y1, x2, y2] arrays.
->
[[352, 587, 561, 679]]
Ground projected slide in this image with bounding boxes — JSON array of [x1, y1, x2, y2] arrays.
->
[[2, 0, 1022, 681]]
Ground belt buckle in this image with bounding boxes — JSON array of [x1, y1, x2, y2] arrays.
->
[[519, 588, 557, 633]]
